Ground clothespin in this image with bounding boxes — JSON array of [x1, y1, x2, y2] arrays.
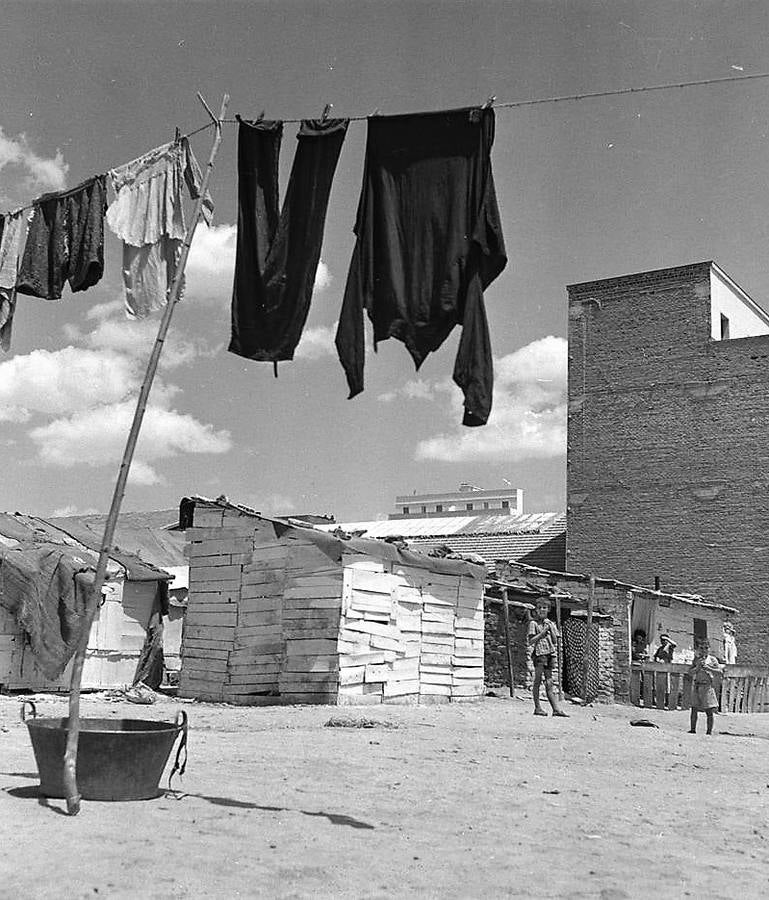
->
[[371, 107, 381, 116], [483, 96, 496, 109], [174, 126, 181, 144], [256, 110, 265, 123], [321, 103, 332, 122]]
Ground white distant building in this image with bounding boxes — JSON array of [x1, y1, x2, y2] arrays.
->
[[390, 482, 523, 519]]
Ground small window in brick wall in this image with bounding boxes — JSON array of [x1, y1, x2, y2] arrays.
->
[[693, 618, 708, 646], [720, 314, 730, 340]]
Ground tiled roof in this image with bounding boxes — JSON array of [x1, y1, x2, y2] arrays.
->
[[316, 511, 562, 539], [318, 512, 566, 571]]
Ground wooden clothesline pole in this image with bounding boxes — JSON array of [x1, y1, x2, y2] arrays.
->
[[62, 92, 229, 817]]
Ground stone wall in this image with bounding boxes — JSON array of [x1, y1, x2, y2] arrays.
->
[[567, 262, 769, 663]]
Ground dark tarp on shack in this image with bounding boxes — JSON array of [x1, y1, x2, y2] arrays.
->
[[0, 544, 94, 680]]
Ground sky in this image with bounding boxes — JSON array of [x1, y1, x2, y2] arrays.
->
[[1, 0, 769, 523]]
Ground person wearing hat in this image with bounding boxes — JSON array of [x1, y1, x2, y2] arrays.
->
[[653, 634, 676, 663]]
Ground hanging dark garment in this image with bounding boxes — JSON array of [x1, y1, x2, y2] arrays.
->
[[16, 174, 107, 301], [229, 116, 349, 365], [335, 107, 506, 426]]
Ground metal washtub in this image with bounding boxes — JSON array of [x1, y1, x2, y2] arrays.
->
[[22, 701, 188, 801]]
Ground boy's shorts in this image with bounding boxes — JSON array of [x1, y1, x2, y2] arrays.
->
[[533, 652, 555, 672]]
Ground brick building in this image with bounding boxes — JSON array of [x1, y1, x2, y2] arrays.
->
[[566, 261, 769, 663]]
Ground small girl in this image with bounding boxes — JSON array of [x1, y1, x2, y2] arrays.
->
[[688, 640, 723, 735]]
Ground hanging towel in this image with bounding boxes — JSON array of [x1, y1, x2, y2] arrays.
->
[[229, 117, 349, 364], [106, 137, 213, 318], [0, 208, 33, 353], [16, 174, 108, 301], [335, 107, 506, 426]]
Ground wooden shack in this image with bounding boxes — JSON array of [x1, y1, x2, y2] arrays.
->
[[178, 498, 487, 705], [0, 512, 171, 691]]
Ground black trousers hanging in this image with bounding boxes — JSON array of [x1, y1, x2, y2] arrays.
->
[[229, 117, 349, 364]]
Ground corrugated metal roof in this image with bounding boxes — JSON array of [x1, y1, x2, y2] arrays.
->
[[317, 511, 562, 539]]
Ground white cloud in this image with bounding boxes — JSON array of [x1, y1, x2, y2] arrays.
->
[[1, 294, 231, 481], [378, 379, 437, 403], [414, 336, 568, 463], [29, 401, 232, 481], [51, 505, 100, 517], [294, 321, 337, 360], [0, 127, 69, 196], [314, 260, 331, 292], [0, 347, 137, 421]]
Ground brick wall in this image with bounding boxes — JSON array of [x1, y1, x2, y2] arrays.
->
[[567, 262, 769, 663]]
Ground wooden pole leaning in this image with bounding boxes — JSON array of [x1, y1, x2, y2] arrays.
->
[[554, 594, 563, 702], [501, 589, 515, 698], [62, 93, 229, 816], [582, 575, 595, 704]]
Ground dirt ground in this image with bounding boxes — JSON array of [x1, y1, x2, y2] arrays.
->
[[1, 691, 767, 900]]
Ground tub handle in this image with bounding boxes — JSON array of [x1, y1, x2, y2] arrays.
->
[[168, 709, 189, 791], [20, 700, 37, 722]]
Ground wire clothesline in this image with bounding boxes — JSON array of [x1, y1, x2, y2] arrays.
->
[[215, 69, 769, 125], [6, 69, 769, 219]]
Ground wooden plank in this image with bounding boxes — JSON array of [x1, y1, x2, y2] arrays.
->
[[667, 672, 680, 710], [339, 651, 386, 667], [747, 676, 757, 713], [642, 669, 653, 709], [383, 679, 419, 697], [369, 634, 403, 653], [185, 625, 235, 642], [190, 525, 255, 540], [451, 683, 483, 697], [681, 674, 692, 710], [421, 653, 451, 666], [735, 676, 746, 714], [654, 671, 667, 710], [364, 663, 389, 682], [339, 666, 365, 686], [419, 684, 451, 696], [185, 611, 237, 627], [285, 638, 338, 655], [184, 637, 232, 651], [629, 668, 641, 706]]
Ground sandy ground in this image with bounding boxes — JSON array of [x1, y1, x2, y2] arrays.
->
[[1, 691, 768, 900]]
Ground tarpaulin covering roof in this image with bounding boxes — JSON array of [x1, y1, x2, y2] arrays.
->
[[0, 541, 95, 679], [47, 511, 181, 580], [186, 497, 487, 581]]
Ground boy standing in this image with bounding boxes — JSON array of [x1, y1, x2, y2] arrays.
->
[[688, 640, 722, 735], [527, 598, 568, 717]]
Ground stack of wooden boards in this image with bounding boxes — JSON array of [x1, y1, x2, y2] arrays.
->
[[179, 500, 486, 705], [337, 555, 484, 705]]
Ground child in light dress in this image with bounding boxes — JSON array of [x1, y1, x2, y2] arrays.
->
[[688, 639, 722, 735]]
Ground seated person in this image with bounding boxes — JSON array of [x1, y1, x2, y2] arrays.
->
[[653, 634, 676, 663], [632, 628, 649, 662]]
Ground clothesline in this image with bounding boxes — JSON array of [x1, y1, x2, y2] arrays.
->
[[5, 69, 769, 219], [217, 69, 769, 124]]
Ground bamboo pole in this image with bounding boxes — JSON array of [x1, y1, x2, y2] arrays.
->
[[582, 575, 595, 703], [62, 93, 229, 816], [501, 589, 515, 698]]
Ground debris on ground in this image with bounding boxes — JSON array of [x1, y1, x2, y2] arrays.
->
[[324, 715, 399, 729]]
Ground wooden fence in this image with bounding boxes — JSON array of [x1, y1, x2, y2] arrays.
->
[[630, 662, 769, 713]]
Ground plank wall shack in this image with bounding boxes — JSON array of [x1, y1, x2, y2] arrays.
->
[[492, 560, 736, 703], [178, 498, 486, 706], [0, 512, 171, 691]]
